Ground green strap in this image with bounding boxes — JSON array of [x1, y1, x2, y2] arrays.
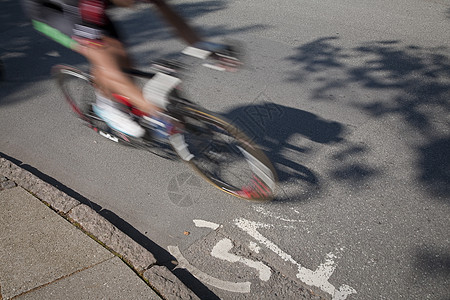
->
[[32, 20, 77, 49]]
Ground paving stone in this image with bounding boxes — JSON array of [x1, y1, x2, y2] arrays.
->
[[68, 204, 157, 272], [0, 158, 79, 213], [15, 257, 161, 300], [144, 266, 200, 300], [0, 187, 113, 299]]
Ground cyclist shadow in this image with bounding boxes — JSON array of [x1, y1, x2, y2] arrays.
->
[[223, 102, 344, 202]]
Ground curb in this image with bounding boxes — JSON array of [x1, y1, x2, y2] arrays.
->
[[0, 156, 199, 300]]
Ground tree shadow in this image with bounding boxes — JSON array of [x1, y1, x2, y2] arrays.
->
[[414, 248, 450, 278], [417, 137, 450, 199], [329, 143, 381, 186], [413, 246, 450, 296], [0, 0, 268, 104], [287, 37, 450, 202], [0, 0, 27, 32]]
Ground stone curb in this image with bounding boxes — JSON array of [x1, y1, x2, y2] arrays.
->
[[0, 156, 199, 300]]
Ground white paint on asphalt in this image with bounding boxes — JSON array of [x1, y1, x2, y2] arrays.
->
[[193, 219, 221, 230], [211, 238, 271, 281], [234, 218, 356, 299], [168, 245, 251, 293], [253, 205, 307, 223], [249, 241, 261, 253]]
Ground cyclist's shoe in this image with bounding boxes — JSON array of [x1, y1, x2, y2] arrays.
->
[[169, 132, 194, 161], [93, 103, 145, 138], [182, 41, 243, 72]]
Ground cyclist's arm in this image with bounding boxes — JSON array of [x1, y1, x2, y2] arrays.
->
[[152, 0, 202, 45], [110, 0, 202, 45]]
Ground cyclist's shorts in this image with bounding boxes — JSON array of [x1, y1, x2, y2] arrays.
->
[[21, 0, 120, 49]]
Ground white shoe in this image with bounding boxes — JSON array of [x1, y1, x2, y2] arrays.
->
[[93, 103, 145, 138]]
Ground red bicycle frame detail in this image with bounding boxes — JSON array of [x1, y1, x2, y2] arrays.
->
[[112, 93, 147, 117]]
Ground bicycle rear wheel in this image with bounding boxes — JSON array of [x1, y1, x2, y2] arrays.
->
[[174, 106, 278, 201], [54, 65, 96, 121]]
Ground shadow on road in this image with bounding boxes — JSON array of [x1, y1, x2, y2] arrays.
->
[[224, 102, 345, 202], [414, 247, 450, 280], [287, 37, 450, 202]]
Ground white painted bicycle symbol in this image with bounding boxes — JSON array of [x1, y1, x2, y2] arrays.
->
[[168, 218, 356, 300]]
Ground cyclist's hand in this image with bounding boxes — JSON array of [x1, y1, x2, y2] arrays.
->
[[205, 41, 243, 72]]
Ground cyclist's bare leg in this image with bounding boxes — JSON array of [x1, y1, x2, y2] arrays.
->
[[74, 37, 156, 115]]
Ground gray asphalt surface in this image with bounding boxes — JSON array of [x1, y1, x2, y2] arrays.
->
[[1, 0, 449, 299]]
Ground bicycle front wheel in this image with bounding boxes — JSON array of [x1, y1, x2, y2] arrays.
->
[[174, 106, 278, 201]]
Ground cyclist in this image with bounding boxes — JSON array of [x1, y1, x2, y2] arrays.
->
[[21, 0, 239, 137]]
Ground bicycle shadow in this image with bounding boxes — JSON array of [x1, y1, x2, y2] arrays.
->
[[223, 101, 345, 202]]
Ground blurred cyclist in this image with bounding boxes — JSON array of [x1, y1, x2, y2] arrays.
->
[[21, 0, 239, 137]]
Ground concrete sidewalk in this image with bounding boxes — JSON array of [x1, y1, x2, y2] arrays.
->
[[0, 157, 199, 300]]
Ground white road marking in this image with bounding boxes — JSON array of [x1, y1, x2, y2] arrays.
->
[[253, 205, 307, 223], [168, 245, 251, 293], [249, 242, 261, 253], [193, 219, 221, 230], [234, 218, 356, 300], [211, 238, 271, 281]]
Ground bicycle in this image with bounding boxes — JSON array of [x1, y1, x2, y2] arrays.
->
[[52, 49, 278, 201]]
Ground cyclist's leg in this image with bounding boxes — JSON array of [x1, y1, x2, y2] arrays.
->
[[75, 38, 155, 115], [73, 9, 157, 116]]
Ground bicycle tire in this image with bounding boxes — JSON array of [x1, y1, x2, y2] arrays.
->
[[54, 65, 98, 122], [173, 105, 278, 201]]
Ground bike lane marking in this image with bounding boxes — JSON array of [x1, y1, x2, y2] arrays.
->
[[252, 205, 307, 223], [193, 219, 221, 230], [169, 219, 253, 293], [211, 238, 272, 281], [194, 219, 272, 285], [169, 218, 356, 299], [234, 218, 357, 300], [168, 245, 252, 293]]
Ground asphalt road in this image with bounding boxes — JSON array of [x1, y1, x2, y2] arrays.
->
[[1, 0, 449, 299]]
